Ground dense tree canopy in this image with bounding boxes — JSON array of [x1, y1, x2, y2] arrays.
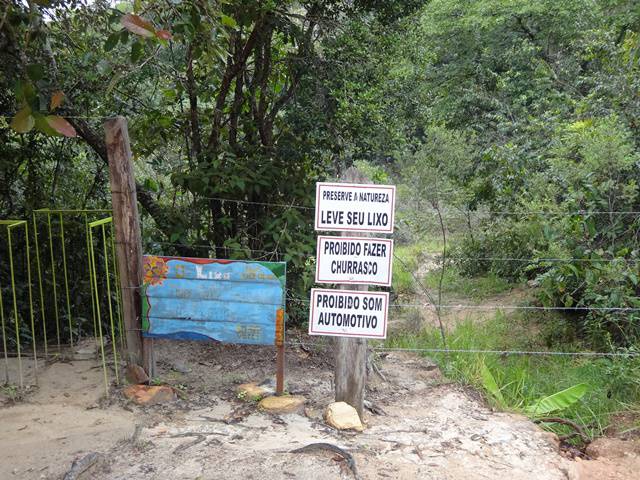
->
[[1, 0, 639, 342]]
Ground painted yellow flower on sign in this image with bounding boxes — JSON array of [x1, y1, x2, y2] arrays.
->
[[143, 256, 169, 286]]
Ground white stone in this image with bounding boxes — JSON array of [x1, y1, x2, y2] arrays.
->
[[324, 401, 364, 431]]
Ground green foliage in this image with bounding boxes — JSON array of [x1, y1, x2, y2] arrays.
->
[[0, 384, 21, 402], [392, 257, 417, 296], [10, 84, 76, 137], [480, 360, 506, 408], [399, 126, 477, 216], [384, 1, 640, 347], [446, 115, 640, 345], [3, 1, 403, 325], [1, 0, 640, 342], [482, 359, 589, 417], [450, 220, 548, 281], [525, 383, 589, 416], [353, 160, 389, 184]]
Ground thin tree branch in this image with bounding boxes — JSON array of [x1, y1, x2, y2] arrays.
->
[[206, 19, 263, 152]]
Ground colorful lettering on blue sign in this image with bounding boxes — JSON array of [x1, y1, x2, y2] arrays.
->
[[141, 256, 286, 345]]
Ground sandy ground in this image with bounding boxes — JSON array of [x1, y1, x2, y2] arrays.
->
[[1, 339, 638, 480], [0, 355, 135, 479]]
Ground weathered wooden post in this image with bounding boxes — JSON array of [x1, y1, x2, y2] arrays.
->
[[104, 116, 155, 376], [311, 168, 394, 420], [334, 167, 370, 418]]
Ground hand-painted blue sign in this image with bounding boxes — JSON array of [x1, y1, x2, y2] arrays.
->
[[141, 256, 286, 345]]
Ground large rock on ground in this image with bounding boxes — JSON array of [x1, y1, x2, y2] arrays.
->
[[258, 395, 305, 413], [123, 385, 176, 405], [324, 401, 364, 431]]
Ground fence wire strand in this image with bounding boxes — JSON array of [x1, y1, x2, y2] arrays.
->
[[140, 192, 640, 217], [283, 341, 640, 358], [438, 256, 640, 264], [285, 294, 640, 312]]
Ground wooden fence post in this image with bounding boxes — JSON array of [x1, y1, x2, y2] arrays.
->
[[334, 167, 370, 418], [104, 116, 155, 376]]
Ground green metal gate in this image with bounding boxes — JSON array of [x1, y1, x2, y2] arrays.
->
[[0, 220, 37, 387], [87, 216, 123, 394], [1, 210, 124, 395]]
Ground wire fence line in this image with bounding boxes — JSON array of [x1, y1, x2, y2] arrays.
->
[[30, 193, 640, 217], [75, 193, 635, 310], [0, 114, 107, 120], [38, 192, 639, 364], [146, 241, 286, 257], [137, 195, 640, 316], [431, 256, 640, 264], [11, 338, 633, 359], [122, 190, 640, 218], [283, 341, 640, 358], [286, 292, 640, 313], [176, 194, 640, 218], [289, 297, 640, 312], [198, 195, 315, 211], [136, 196, 639, 264], [146, 241, 640, 267], [121, 240, 640, 360], [371, 346, 640, 357]]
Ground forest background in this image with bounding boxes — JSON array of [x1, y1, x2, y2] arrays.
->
[[1, 0, 639, 439]]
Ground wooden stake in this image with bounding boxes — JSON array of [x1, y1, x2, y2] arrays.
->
[[276, 308, 285, 395], [104, 116, 155, 376], [334, 167, 370, 419]]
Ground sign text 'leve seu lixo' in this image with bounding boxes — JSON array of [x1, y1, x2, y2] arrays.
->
[[315, 182, 396, 233]]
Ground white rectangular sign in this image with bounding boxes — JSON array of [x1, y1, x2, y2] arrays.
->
[[315, 182, 396, 233], [308, 288, 389, 339], [315, 236, 394, 287]]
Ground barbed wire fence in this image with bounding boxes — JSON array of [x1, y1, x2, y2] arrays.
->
[[4, 189, 637, 397], [141, 194, 640, 359]]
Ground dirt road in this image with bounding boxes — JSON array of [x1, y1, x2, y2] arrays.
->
[[1, 340, 638, 479]]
